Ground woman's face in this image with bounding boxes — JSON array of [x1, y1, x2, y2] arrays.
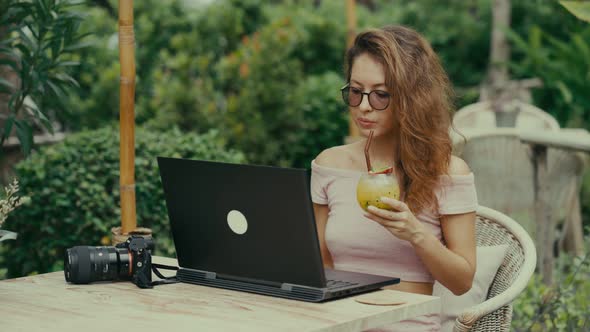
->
[[349, 53, 395, 138]]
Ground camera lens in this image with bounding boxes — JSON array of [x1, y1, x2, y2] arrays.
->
[[64, 246, 132, 284]]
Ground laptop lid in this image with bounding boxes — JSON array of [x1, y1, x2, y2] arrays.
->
[[157, 157, 327, 288]]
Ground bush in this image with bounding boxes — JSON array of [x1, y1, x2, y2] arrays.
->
[[1, 126, 245, 278], [508, 24, 590, 128], [512, 247, 590, 331], [291, 71, 349, 168]]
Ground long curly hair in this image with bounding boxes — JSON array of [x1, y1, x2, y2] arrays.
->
[[345, 25, 455, 213]]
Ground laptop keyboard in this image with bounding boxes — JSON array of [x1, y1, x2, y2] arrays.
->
[[326, 279, 358, 289]]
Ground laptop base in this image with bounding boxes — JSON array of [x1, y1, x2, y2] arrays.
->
[[177, 268, 389, 303]]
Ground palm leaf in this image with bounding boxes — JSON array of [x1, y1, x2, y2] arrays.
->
[[560, 1, 590, 23]]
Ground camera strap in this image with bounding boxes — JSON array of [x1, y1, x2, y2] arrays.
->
[[150, 263, 180, 287]]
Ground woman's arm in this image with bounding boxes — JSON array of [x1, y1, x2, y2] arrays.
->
[[412, 211, 476, 295], [313, 203, 334, 269], [364, 157, 476, 295]]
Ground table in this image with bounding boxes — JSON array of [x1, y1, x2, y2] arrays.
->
[[0, 256, 440, 332], [519, 129, 590, 284]]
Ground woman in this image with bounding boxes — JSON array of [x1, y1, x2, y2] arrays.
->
[[311, 26, 478, 331]]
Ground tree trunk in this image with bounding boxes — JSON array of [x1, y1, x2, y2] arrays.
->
[[480, 0, 511, 103]]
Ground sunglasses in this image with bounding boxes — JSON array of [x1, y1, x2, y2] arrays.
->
[[340, 83, 391, 111]]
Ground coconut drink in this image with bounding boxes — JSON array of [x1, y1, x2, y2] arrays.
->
[[356, 131, 400, 212]]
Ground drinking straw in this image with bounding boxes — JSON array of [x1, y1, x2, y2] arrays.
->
[[364, 130, 374, 172]]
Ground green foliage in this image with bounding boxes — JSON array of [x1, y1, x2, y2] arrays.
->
[[1, 126, 244, 278], [68, 0, 267, 131], [0, 0, 88, 154], [291, 71, 349, 168], [372, 0, 492, 96], [216, 16, 305, 166], [512, 246, 590, 331], [508, 25, 590, 128]]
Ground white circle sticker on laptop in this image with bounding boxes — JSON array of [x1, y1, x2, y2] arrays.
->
[[227, 210, 248, 235]]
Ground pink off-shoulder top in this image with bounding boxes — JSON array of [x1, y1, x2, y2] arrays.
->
[[310, 159, 478, 283]]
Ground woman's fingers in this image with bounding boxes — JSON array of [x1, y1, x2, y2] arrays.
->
[[379, 197, 410, 212], [363, 211, 405, 230], [367, 205, 408, 221]]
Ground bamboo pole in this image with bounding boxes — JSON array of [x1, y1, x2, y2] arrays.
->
[[118, 0, 137, 235], [346, 0, 360, 141]]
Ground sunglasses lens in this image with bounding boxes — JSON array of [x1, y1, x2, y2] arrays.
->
[[345, 88, 362, 107], [369, 91, 390, 110]]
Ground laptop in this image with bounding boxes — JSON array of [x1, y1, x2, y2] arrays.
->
[[157, 157, 400, 302]]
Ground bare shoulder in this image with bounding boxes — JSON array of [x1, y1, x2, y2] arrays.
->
[[314, 144, 356, 169], [449, 156, 471, 175]]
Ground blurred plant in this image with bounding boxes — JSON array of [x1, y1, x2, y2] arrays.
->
[[144, 0, 259, 132], [216, 16, 306, 166], [560, 0, 590, 23], [0, 0, 88, 155], [291, 71, 348, 168], [0, 126, 244, 277], [512, 236, 590, 331], [507, 24, 590, 128], [0, 178, 29, 242], [0, 178, 28, 227]]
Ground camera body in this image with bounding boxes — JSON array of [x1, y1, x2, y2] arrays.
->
[[64, 235, 155, 289], [116, 235, 153, 288]]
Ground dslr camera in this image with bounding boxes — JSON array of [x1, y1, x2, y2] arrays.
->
[[64, 235, 155, 289]]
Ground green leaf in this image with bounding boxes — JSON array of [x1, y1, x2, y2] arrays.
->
[[46, 79, 67, 100], [556, 81, 574, 104], [0, 58, 19, 71], [560, 1, 590, 23], [63, 41, 92, 52], [14, 43, 32, 61], [24, 100, 54, 135], [0, 46, 19, 59], [7, 91, 22, 112], [0, 77, 15, 93], [15, 120, 33, 156], [2, 115, 15, 141], [17, 29, 37, 51], [572, 34, 590, 67], [54, 61, 79, 67], [52, 73, 79, 88]]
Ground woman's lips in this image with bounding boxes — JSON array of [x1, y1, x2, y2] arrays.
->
[[357, 118, 376, 128]]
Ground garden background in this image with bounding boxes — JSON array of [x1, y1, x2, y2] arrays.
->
[[1, 0, 589, 330]]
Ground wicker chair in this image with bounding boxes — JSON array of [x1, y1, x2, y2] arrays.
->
[[453, 100, 560, 131], [452, 129, 585, 245], [454, 206, 537, 332], [452, 102, 586, 256]]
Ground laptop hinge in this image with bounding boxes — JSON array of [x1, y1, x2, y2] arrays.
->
[[180, 268, 315, 291], [281, 283, 324, 291], [216, 272, 282, 288]]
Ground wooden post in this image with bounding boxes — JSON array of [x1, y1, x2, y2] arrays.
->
[[118, 0, 137, 235], [346, 0, 360, 142], [532, 145, 553, 284]]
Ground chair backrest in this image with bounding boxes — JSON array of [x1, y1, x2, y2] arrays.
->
[[453, 101, 560, 131], [455, 128, 585, 239], [455, 206, 537, 331], [459, 131, 536, 236]]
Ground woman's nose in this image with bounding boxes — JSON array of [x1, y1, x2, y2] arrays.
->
[[358, 94, 372, 113]]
